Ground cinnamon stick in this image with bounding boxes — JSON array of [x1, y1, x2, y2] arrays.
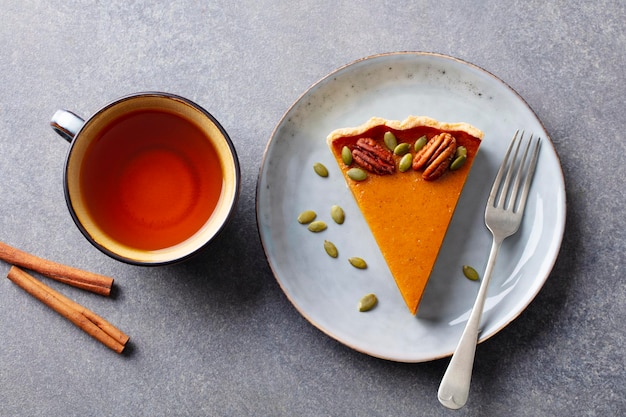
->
[[7, 266, 127, 353], [0, 241, 113, 296], [21, 268, 129, 346]]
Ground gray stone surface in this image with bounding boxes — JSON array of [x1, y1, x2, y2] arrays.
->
[[0, 1, 624, 416]]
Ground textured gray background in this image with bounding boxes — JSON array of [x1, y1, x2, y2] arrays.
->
[[1, 1, 624, 416]]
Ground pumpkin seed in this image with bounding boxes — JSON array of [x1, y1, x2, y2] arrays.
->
[[462, 265, 479, 281], [313, 162, 328, 177], [358, 293, 378, 312], [348, 257, 367, 269], [414, 135, 427, 151], [393, 142, 410, 156], [383, 131, 397, 150], [330, 205, 345, 224], [297, 210, 317, 224], [456, 146, 467, 158], [323, 240, 338, 258], [307, 221, 327, 232], [399, 153, 413, 172], [341, 146, 353, 165], [450, 154, 467, 171], [347, 167, 367, 181]]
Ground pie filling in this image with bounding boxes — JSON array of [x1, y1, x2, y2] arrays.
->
[[327, 116, 483, 314]]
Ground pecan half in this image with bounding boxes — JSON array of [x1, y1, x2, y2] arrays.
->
[[412, 133, 457, 181], [352, 138, 395, 175]]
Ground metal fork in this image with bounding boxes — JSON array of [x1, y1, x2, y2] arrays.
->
[[438, 130, 541, 409]]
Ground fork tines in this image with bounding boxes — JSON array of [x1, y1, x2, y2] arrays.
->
[[488, 130, 541, 214]]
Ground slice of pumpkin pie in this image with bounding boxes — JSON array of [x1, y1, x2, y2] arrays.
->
[[327, 116, 483, 314]]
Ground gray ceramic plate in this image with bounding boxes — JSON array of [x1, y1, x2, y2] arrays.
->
[[256, 52, 565, 362]]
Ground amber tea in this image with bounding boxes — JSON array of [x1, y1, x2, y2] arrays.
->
[[79, 109, 223, 250]]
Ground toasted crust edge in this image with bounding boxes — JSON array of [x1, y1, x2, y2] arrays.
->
[[326, 116, 484, 147]]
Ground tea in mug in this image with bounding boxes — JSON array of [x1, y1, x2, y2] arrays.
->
[[79, 109, 223, 250]]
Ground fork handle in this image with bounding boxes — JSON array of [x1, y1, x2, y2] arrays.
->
[[438, 236, 503, 409]]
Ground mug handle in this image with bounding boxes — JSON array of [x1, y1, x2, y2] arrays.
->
[[50, 110, 85, 142]]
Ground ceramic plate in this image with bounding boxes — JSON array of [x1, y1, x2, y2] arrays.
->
[[256, 52, 565, 362]]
